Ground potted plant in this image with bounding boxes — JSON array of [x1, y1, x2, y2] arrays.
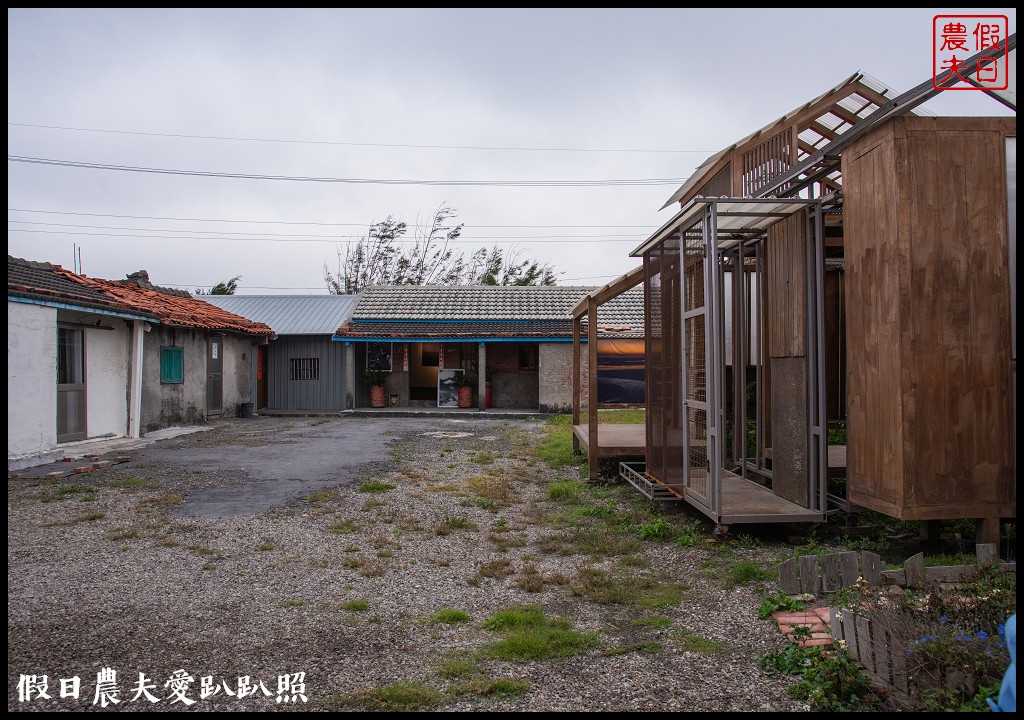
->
[[363, 369, 390, 408], [455, 371, 474, 409]]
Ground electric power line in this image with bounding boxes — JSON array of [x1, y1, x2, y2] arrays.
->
[[8, 220, 648, 241], [8, 207, 656, 229], [8, 228, 641, 244], [9, 122, 715, 155], [8, 155, 689, 187]]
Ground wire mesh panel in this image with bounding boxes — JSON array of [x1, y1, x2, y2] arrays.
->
[[682, 223, 711, 505]]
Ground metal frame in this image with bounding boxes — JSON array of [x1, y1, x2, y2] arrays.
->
[[664, 197, 828, 526]]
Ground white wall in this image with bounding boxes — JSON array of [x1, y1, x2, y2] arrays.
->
[[85, 319, 130, 438], [8, 301, 58, 465]]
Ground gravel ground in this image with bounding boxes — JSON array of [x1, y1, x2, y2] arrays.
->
[[8, 415, 815, 712]]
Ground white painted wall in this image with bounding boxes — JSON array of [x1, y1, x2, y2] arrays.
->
[[85, 319, 130, 439], [8, 301, 58, 464]]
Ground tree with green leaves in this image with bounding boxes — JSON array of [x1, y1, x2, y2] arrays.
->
[[323, 205, 561, 294], [195, 275, 241, 295]]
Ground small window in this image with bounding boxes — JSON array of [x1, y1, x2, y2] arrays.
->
[[289, 358, 320, 381], [161, 346, 184, 384], [519, 344, 539, 371]]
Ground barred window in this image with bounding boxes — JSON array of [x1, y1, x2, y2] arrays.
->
[[289, 357, 319, 381]]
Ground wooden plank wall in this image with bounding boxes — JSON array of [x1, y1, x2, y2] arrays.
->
[[844, 116, 1016, 520], [765, 212, 809, 505], [844, 123, 905, 514]]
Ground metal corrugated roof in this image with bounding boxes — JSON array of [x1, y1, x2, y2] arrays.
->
[[200, 295, 359, 335]]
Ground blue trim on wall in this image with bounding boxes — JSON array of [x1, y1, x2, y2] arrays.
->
[[8, 295, 154, 322]]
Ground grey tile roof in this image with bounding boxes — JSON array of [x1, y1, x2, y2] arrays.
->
[[201, 295, 358, 335], [334, 320, 575, 340], [341, 284, 646, 339], [7, 256, 157, 319], [352, 285, 599, 321]]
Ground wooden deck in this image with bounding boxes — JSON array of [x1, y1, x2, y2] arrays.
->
[[620, 463, 826, 525], [572, 423, 646, 456]]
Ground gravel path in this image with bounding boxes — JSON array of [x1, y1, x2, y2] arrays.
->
[[8, 416, 813, 712]]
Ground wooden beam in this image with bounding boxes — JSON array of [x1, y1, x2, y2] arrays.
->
[[587, 295, 599, 480], [572, 314, 582, 454]]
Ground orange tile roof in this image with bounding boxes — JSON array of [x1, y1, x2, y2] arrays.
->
[[52, 266, 273, 336]]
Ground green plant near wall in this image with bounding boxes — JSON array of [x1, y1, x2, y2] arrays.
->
[[363, 369, 390, 386]]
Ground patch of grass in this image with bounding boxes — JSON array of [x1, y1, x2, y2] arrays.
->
[[436, 516, 478, 535], [547, 479, 584, 504], [327, 681, 443, 711], [675, 519, 708, 548], [359, 562, 386, 577], [471, 558, 515, 585], [632, 517, 675, 541], [571, 527, 641, 558], [535, 415, 587, 470], [303, 487, 335, 503], [516, 564, 546, 593], [633, 615, 673, 630], [601, 642, 662, 656], [57, 483, 93, 497], [480, 605, 598, 662], [671, 630, 727, 654], [104, 527, 140, 541], [570, 566, 686, 609], [437, 656, 477, 679], [726, 561, 774, 587], [466, 475, 514, 508], [452, 677, 530, 699], [257, 543, 275, 551], [343, 544, 360, 553], [277, 599, 306, 608], [329, 519, 360, 534], [357, 481, 396, 494], [429, 608, 470, 625], [139, 492, 183, 508], [469, 451, 495, 465], [342, 599, 369, 612], [376, 549, 394, 558]]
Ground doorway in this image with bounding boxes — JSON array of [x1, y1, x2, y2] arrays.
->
[[57, 326, 87, 442], [207, 336, 223, 416]]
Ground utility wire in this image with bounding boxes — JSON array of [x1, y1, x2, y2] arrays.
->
[[9, 122, 714, 155], [8, 207, 655, 229], [9, 228, 640, 244], [8, 220, 647, 241], [8, 155, 689, 186]]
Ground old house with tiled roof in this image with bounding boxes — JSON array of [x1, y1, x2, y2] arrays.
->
[[333, 284, 644, 411], [8, 257, 272, 469]]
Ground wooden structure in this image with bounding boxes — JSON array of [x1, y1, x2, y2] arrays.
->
[[576, 37, 1016, 533], [843, 116, 1017, 533], [571, 266, 646, 480]]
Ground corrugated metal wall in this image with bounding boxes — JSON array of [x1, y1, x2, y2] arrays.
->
[[267, 335, 346, 411]]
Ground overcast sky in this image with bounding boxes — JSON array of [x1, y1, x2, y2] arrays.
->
[[7, 8, 1016, 294]]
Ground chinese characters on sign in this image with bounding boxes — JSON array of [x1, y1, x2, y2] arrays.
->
[[933, 15, 1009, 90], [16, 670, 307, 705]]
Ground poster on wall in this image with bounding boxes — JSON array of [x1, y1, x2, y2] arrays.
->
[[437, 369, 463, 408], [367, 342, 392, 371]]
